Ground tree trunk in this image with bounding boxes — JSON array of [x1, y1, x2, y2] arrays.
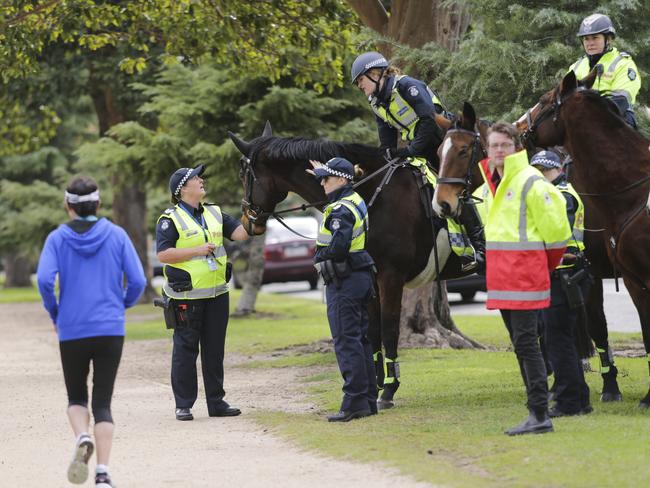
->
[[234, 234, 266, 316], [399, 282, 482, 348], [88, 73, 156, 301], [2, 253, 32, 288], [346, 0, 471, 54], [347, 0, 477, 347]]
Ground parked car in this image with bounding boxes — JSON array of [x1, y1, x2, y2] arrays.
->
[[445, 273, 486, 302], [232, 216, 320, 290]]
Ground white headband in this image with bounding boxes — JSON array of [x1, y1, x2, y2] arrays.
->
[[65, 190, 100, 203], [174, 168, 194, 196]]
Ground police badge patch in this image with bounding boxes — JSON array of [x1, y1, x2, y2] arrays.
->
[[161, 220, 170, 230], [628, 68, 637, 81], [330, 218, 341, 231], [408, 86, 419, 97]]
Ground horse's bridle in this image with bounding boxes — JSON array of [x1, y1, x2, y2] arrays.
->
[[436, 128, 486, 202], [520, 89, 565, 152], [239, 154, 266, 234]]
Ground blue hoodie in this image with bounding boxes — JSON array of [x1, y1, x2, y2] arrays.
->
[[37, 218, 147, 341]]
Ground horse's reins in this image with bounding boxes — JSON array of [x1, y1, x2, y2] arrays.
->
[[239, 154, 406, 239]]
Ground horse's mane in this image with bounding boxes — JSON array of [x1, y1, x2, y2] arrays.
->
[[575, 88, 628, 129], [252, 136, 383, 169]]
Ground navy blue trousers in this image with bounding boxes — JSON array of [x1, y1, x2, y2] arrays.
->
[[326, 270, 378, 412], [541, 274, 591, 413], [172, 293, 230, 414]]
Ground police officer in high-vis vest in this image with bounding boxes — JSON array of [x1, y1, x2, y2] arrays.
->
[[351, 51, 486, 273], [156, 164, 249, 421], [530, 151, 593, 418], [483, 123, 571, 436], [569, 13, 641, 128], [308, 157, 378, 422]]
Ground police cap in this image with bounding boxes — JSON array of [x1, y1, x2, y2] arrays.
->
[[530, 150, 562, 170], [313, 157, 355, 181], [169, 164, 205, 201]]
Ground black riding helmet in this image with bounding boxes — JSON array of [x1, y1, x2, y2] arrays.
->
[[350, 51, 388, 97], [577, 13, 616, 38], [577, 14, 616, 63]]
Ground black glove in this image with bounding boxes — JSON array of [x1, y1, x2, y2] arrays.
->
[[385, 147, 410, 161]]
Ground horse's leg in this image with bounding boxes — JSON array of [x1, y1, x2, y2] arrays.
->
[[621, 276, 650, 408], [376, 268, 406, 409], [585, 277, 622, 401], [367, 295, 384, 389]]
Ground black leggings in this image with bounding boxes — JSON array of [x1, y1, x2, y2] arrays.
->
[[59, 336, 124, 424]]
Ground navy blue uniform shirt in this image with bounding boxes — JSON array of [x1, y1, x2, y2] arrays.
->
[[314, 185, 374, 270], [374, 75, 443, 163], [156, 201, 241, 253]]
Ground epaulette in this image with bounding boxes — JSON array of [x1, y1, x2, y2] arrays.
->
[[619, 51, 630, 58], [163, 207, 175, 215]]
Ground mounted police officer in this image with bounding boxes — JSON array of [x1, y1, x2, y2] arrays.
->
[[156, 164, 249, 421], [308, 157, 378, 422], [569, 13, 641, 128], [531, 151, 593, 418], [351, 51, 486, 274]]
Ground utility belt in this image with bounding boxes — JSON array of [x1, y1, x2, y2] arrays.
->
[[153, 294, 205, 330], [551, 258, 593, 309], [315, 259, 352, 288], [315, 259, 376, 291]]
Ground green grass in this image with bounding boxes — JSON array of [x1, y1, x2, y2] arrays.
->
[[124, 291, 331, 356], [257, 347, 650, 488], [208, 295, 650, 488], [0, 285, 42, 303]]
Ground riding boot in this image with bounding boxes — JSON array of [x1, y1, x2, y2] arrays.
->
[[458, 203, 486, 274]]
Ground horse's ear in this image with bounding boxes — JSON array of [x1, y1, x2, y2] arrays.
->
[[580, 69, 598, 89], [262, 120, 273, 137], [461, 102, 476, 131], [560, 70, 578, 98], [227, 131, 252, 156]]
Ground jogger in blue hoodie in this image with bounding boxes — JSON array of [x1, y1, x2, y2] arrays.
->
[[37, 176, 146, 488]]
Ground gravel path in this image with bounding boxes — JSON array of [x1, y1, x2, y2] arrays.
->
[[0, 302, 435, 487]]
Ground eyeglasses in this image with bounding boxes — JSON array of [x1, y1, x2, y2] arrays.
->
[[488, 142, 515, 150]]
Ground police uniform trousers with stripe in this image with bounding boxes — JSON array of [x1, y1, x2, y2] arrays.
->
[[172, 293, 230, 414], [540, 271, 591, 413], [326, 269, 378, 412]]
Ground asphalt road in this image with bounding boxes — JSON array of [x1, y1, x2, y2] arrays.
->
[[261, 279, 641, 333]]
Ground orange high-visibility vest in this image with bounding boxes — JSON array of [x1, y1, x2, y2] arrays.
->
[[484, 151, 570, 310]]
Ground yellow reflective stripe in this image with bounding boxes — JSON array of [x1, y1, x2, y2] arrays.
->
[[519, 174, 543, 241], [188, 246, 227, 260], [162, 283, 229, 300], [487, 241, 546, 251], [608, 54, 624, 73], [170, 210, 189, 231], [488, 289, 550, 301], [203, 205, 223, 224]]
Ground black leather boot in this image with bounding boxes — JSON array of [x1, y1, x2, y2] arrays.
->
[[458, 203, 486, 274], [505, 410, 554, 436]]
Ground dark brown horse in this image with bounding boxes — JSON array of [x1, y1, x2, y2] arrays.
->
[[228, 123, 479, 407], [516, 70, 650, 407], [439, 78, 650, 407]]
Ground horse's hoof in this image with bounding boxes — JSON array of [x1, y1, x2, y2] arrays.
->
[[638, 401, 650, 410], [600, 392, 623, 402], [377, 399, 394, 410]]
